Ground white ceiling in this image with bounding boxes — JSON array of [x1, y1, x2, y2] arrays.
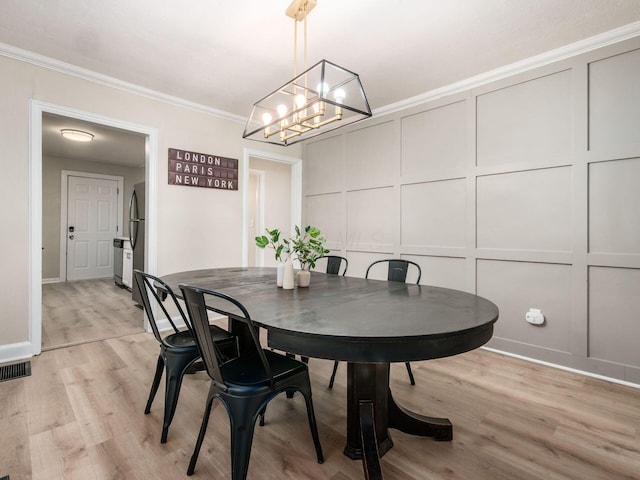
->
[[3, 0, 640, 165]]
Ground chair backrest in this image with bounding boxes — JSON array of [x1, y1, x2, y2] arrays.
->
[[134, 269, 190, 343], [319, 255, 348, 276], [365, 259, 422, 284], [179, 284, 275, 389]]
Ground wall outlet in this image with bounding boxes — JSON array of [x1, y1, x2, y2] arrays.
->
[[525, 308, 545, 325]]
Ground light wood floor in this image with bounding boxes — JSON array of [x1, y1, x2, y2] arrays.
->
[[42, 278, 145, 350], [2, 330, 639, 480]]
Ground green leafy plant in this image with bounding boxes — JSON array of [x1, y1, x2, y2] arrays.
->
[[255, 228, 289, 261], [290, 225, 329, 270]]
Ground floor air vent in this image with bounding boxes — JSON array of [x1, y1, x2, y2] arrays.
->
[[0, 361, 31, 382]]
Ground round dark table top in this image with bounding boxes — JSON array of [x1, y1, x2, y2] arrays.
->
[[162, 267, 499, 363]]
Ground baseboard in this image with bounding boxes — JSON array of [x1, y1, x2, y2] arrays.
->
[[156, 315, 187, 332], [482, 347, 640, 390], [0, 341, 35, 365], [42, 277, 62, 284]]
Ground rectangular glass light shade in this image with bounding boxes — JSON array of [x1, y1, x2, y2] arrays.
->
[[243, 59, 372, 146]]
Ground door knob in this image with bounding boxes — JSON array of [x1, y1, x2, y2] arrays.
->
[[69, 235, 74, 240]]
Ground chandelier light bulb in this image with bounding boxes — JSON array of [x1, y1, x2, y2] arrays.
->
[[295, 94, 307, 108], [277, 104, 288, 118], [333, 88, 346, 104], [316, 82, 330, 97], [262, 112, 273, 125]]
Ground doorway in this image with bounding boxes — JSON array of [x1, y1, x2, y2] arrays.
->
[[30, 100, 158, 355], [241, 148, 302, 268]]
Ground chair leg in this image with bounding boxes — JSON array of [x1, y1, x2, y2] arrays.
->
[[405, 362, 415, 386], [228, 398, 265, 480], [145, 355, 164, 414], [161, 354, 195, 443], [187, 393, 216, 476], [285, 353, 297, 398], [328, 361, 339, 389], [301, 389, 324, 464]]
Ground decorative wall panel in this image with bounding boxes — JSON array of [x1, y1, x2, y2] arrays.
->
[[477, 167, 572, 251], [589, 48, 640, 150], [401, 100, 467, 177], [344, 251, 395, 279], [346, 121, 395, 191], [403, 254, 467, 291], [589, 266, 640, 367], [305, 134, 343, 195], [589, 157, 640, 254], [305, 193, 344, 251], [346, 187, 394, 250], [477, 259, 572, 353], [401, 179, 466, 248], [477, 70, 572, 167]]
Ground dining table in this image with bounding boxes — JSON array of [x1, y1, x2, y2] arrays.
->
[[160, 267, 499, 479]]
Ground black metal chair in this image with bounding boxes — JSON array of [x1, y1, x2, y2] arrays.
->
[[317, 255, 349, 276], [180, 284, 324, 480], [134, 270, 238, 444], [328, 259, 421, 389]]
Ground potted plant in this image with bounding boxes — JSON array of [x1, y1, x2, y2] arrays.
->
[[290, 225, 329, 287], [255, 228, 290, 287]]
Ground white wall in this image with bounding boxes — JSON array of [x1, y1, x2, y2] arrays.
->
[[0, 53, 296, 355], [303, 36, 640, 385]]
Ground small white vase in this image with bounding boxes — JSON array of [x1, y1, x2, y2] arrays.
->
[[276, 262, 284, 287], [282, 251, 295, 290], [297, 269, 311, 287]]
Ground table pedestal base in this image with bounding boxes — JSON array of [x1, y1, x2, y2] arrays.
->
[[344, 363, 453, 462]]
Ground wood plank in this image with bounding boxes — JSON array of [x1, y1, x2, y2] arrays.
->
[[42, 279, 144, 351], [2, 330, 640, 479]]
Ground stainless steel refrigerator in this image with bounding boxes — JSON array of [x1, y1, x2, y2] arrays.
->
[[128, 181, 145, 306]]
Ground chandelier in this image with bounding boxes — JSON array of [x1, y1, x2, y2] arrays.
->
[[242, 0, 371, 146]]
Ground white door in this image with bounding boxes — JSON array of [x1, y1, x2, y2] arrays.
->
[[66, 176, 119, 280]]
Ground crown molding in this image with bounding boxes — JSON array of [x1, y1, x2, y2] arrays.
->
[[373, 21, 640, 118], [2, 20, 640, 123], [0, 42, 246, 124]]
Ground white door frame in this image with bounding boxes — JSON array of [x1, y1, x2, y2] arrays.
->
[[248, 169, 266, 267], [60, 171, 124, 282], [29, 99, 158, 355], [241, 148, 302, 267]]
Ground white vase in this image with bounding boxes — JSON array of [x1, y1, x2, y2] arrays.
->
[[276, 262, 284, 287], [282, 252, 295, 290], [297, 269, 311, 287]]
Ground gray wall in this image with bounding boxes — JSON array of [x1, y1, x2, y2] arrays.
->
[[42, 155, 145, 280], [302, 37, 640, 384]]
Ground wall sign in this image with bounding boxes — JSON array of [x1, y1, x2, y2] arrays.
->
[[168, 148, 238, 190]]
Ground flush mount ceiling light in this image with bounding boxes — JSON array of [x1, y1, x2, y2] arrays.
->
[[242, 0, 371, 146], [60, 129, 94, 142]]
